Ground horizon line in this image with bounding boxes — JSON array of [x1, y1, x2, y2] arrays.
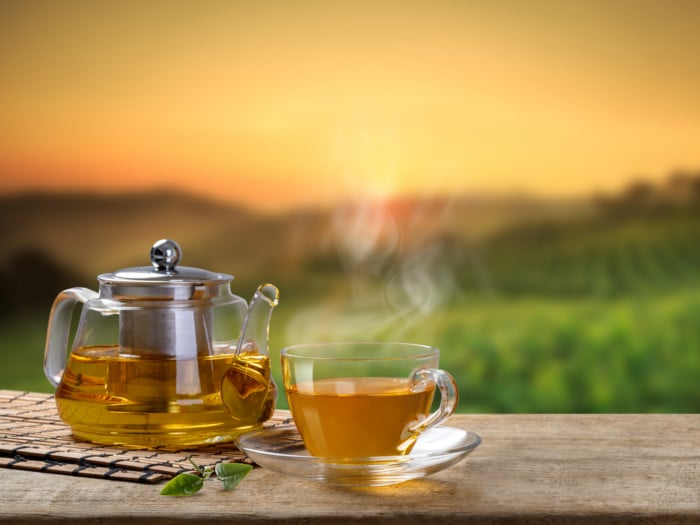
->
[[2, 171, 696, 215]]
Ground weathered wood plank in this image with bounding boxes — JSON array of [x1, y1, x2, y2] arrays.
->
[[1, 414, 698, 524]]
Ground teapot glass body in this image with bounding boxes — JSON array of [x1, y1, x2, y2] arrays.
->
[[44, 240, 278, 448]]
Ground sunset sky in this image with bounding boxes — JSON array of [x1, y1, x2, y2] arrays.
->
[[1, 0, 699, 211]]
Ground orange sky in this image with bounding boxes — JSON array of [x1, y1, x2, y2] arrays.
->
[[1, 1, 699, 211]]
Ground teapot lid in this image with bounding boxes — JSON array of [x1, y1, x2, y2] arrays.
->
[[97, 239, 233, 301]]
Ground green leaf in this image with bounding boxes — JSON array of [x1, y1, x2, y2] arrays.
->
[[159, 473, 204, 496], [215, 462, 253, 490]]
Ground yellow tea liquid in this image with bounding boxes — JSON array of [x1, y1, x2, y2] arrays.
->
[[55, 345, 273, 448], [220, 353, 276, 425], [286, 377, 435, 458]]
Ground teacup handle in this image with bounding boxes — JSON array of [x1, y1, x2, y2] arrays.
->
[[409, 368, 459, 433]]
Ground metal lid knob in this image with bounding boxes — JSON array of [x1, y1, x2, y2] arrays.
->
[[150, 239, 181, 273], [97, 239, 233, 301]]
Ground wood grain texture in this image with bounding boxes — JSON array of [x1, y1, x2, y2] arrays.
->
[[1, 414, 698, 524]]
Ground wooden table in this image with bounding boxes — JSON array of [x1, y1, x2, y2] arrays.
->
[[1, 414, 698, 524]]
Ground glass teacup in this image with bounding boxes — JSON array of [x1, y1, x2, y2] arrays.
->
[[281, 342, 459, 459]]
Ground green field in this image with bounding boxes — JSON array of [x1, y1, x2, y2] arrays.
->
[[3, 288, 699, 413], [2, 179, 699, 413], [270, 290, 700, 413]]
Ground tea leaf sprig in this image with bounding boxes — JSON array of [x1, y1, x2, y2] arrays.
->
[[160, 456, 252, 496]]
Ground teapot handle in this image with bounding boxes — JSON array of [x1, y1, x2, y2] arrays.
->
[[44, 287, 99, 387]]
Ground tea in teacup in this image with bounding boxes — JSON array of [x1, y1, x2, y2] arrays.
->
[[281, 342, 458, 459], [286, 376, 435, 457]]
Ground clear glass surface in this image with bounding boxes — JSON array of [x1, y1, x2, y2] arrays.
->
[[237, 424, 481, 487]]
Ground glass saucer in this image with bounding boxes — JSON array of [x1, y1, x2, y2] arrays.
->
[[237, 424, 481, 487]]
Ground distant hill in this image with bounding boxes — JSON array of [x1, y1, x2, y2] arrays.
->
[[0, 187, 591, 282], [1, 172, 699, 314], [460, 172, 700, 297], [0, 190, 272, 283]]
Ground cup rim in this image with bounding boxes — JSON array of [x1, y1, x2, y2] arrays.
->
[[280, 341, 439, 361]]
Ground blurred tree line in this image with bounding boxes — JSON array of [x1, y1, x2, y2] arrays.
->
[[0, 250, 83, 318], [1, 170, 699, 317]]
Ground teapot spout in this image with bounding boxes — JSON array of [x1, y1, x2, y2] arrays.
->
[[236, 283, 279, 356], [222, 283, 279, 425]]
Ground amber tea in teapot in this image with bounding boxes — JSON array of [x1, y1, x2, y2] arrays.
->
[[56, 346, 275, 447], [44, 239, 278, 448]]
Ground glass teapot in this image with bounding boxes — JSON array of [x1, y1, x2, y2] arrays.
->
[[43, 239, 279, 448]]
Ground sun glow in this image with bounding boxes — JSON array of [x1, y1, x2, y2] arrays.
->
[[1, 1, 699, 211]]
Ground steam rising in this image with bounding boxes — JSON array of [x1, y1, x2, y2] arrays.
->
[[285, 195, 458, 344], [283, 122, 461, 344]]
